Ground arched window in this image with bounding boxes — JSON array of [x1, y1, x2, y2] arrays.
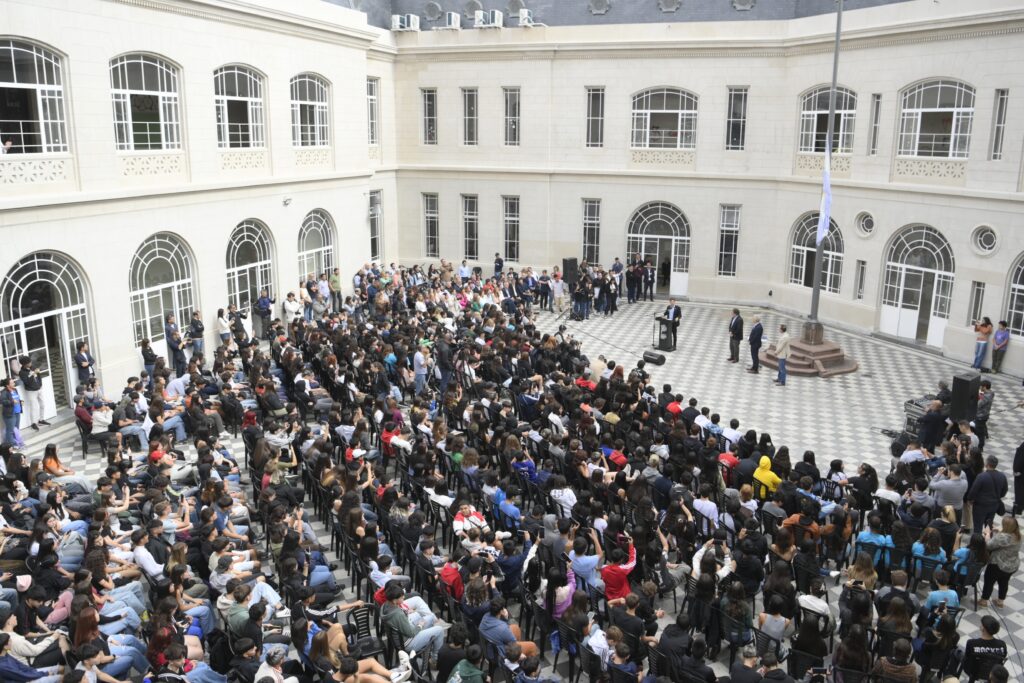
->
[[214, 65, 265, 148], [0, 39, 68, 154], [799, 86, 857, 154], [109, 54, 181, 151], [297, 209, 335, 278], [1, 252, 86, 322], [626, 201, 691, 273], [898, 79, 974, 158], [631, 88, 698, 149], [128, 233, 196, 345], [225, 220, 274, 312], [789, 213, 844, 293], [290, 73, 329, 147], [1006, 256, 1024, 336]]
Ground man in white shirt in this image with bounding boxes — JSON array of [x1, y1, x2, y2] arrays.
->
[[458, 260, 472, 282], [165, 373, 190, 398], [131, 528, 165, 580], [875, 475, 903, 506], [721, 418, 742, 452]]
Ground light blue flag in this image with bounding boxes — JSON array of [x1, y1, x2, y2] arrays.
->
[[816, 148, 832, 245]]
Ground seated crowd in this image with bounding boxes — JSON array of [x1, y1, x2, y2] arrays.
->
[[0, 257, 1016, 683]]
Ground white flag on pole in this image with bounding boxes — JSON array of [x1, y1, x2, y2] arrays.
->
[[816, 147, 832, 245]]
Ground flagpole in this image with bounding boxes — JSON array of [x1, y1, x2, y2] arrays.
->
[[809, 0, 843, 324]]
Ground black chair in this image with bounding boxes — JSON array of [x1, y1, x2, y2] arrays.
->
[[872, 627, 907, 660], [963, 653, 1007, 683], [786, 649, 824, 680], [608, 666, 638, 683], [953, 561, 984, 610], [579, 641, 603, 683], [752, 626, 781, 658], [911, 557, 947, 592], [832, 668, 870, 683], [345, 605, 385, 661], [553, 619, 582, 683], [647, 646, 666, 679], [76, 418, 110, 456], [719, 612, 753, 668], [917, 643, 954, 683], [528, 601, 554, 657]]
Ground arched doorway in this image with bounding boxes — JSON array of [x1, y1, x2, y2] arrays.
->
[[226, 219, 274, 335], [129, 233, 197, 362], [297, 209, 335, 279], [626, 201, 691, 296], [0, 252, 92, 414], [879, 225, 955, 347]]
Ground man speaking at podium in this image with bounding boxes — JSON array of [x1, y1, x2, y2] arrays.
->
[[663, 298, 681, 350]]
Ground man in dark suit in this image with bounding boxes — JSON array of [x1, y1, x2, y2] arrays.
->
[[728, 308, 744, 363], [642, 262, 656, 301], [663, 299, 681, 350], [747, 315, 763, 373]]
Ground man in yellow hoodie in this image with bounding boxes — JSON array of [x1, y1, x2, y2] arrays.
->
[[753, 455, 782, 494]]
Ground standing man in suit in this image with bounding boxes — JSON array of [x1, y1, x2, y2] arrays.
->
[[728, 308, 744, 363], [748, 316, 763, 373], [642, 261, 656, 302], [664, 299, 682, 350], [494, 252, 504, 278], [775, 324, 791, 386]]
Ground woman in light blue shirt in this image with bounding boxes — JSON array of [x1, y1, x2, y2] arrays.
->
[[911, 527, 947, 573]]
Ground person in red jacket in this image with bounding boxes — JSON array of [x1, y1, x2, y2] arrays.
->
[[600, 535, 637, 601]]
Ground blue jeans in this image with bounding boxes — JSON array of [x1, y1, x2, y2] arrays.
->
[[415, 373, 427, 396], [187, 662, 228, 683], [119, 424, 149, 448], [2, 417, 17, 446], [777, 358, 787, 385], [186, 602, 215, 635], [973, 340, 988, 369], [407, 624, 445, 660], [191, 339, 205, 357], [104, 633, 149, 677], [163, 414, 187, 441]]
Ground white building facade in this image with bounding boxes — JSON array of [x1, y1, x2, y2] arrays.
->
[[0, 0, 1022, 415]]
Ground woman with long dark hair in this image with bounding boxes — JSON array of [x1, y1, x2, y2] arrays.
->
[[280, 528, 337, 591], [72, 604, 149, 679]]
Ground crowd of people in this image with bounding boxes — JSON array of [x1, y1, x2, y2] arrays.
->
[[0, 255, 1017, 683]]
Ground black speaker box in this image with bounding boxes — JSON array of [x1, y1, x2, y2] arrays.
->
[[642, 351, 666, 366], [562, 257, 579, 286], [950, 371, 980, 422]]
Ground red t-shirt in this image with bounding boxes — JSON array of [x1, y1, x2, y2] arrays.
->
[[600, 544, 637, 601]]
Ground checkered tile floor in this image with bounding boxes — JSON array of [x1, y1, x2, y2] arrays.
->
[[20, 302, 1024, 678]]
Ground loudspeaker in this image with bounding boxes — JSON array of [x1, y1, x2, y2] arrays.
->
[[950, 371, 980, 422], [562, 258, 579, 286], [642, 351, 666, 366], [890, 430, 915, 459]]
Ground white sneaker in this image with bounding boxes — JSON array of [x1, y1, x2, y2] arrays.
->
[[398, 650, 413, 668], [391, 668, 411, 683], [828, 570, 840, 578], [275, 607, 291, 619]]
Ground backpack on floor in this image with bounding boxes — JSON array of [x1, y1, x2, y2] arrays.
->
[[205, 628, 232, 674]]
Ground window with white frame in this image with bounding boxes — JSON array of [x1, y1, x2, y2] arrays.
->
[[582, 199, 601, 264], [109, 54, 181, 151], [214, 65, 265, 149], [289, 73, 329, 147], [366, 77, 380, 146], [898, 79, 975, 158], [129, 233, 196, 346], [0, 39, 68, 154], [967, 281, 986, 326], [422, 89, 437, 145], [726, 87, 748, 151], [990, 89, 1008, 161], [631, 88, 698, 149], [423, 193, 439, 258], [462, 195, 479, 260], [586, 87, 604, 148], [1007, 257, 1024, 336], [504, 87, 520, 146], [717, 205, 741, 277], [867, 93, 881, 156], [462, 88, 478, 145], [297, 209, 335, 278], [790, 213, 844, 293], [799, 86, 857, 154], [369, 190, 382, 262], [854, 260, 867, 300], [503, 196, 520, 262]]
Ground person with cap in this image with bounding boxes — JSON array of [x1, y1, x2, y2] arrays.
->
[[255, 646, 299, 683]]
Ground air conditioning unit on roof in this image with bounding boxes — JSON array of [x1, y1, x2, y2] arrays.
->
[[519, 9, 534, 26], [474, 9, 504, 28], [391, 14, 420, 31], [437, 11, 461, 30]]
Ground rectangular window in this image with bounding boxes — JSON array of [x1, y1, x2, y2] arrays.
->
[[503, 87, 520, 146], [990, 89, 1008, 160], [967, 281, 986, 326], [586, 87, 605, 148], [582, 199, 601, 264], [854, 260, 867, 300], [717, 205, 741, 277], [423, 193, 439, 258], [421, 88, 436, 145], [369, 190, 382, 262], [503, 195, 520, 262], [462, 88, 478, 145], [726, 87, 748, 151], [366, 77, 379, 146], [868, 93, 881, 155], [462, 194, 479, 260]]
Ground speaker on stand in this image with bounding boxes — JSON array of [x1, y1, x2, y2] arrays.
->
[[950, 371, 980, 422], [562, 258, 579, 287]]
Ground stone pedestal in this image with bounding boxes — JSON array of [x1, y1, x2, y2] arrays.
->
[[802, 321, 824, 345], [760, 324, 858, 379]]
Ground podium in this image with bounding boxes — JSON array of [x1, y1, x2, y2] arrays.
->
[[653, 317, 674, 351]]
